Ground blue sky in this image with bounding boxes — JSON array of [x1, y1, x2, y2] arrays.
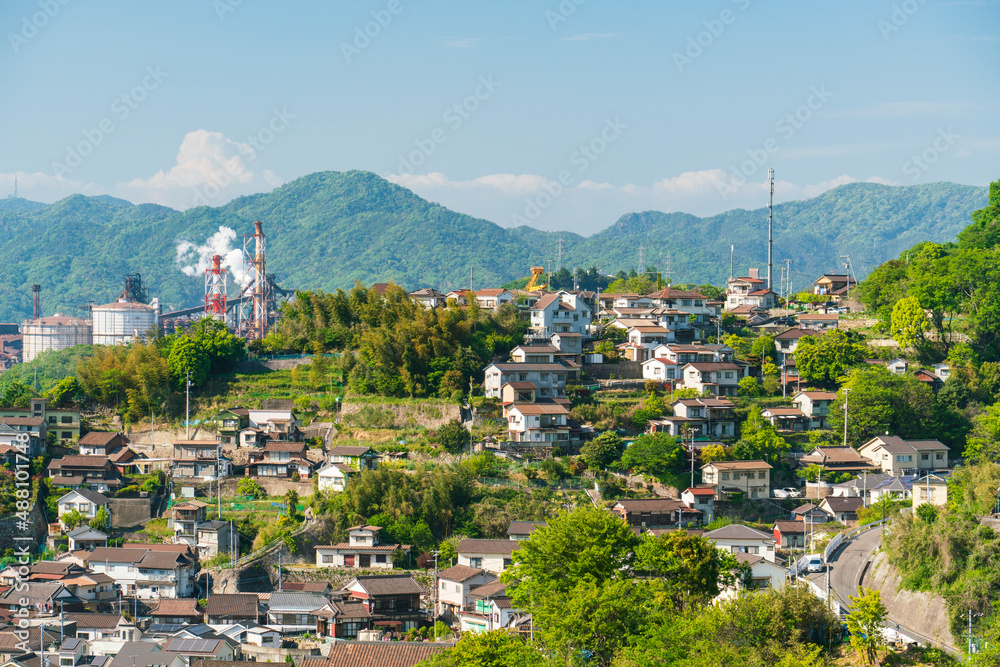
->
[[1, 0, 997, 234]]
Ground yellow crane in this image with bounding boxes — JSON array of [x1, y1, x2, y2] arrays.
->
[[525, 266, 546, 292]]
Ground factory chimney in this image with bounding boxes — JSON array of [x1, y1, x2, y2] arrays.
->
[[31, 285, 40, 320]]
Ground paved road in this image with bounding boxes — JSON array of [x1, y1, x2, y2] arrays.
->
[[805, 525, 960, 656]]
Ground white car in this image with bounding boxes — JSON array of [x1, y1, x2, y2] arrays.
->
[[783, 487, 803, 498], [772, 488, 790, 499]]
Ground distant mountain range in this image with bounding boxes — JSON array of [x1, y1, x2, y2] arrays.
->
[[0, 171, 987, 322]]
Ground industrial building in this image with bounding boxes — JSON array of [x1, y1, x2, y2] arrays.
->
[[21, 315, 93, 363], [91, 298, 160, 346]]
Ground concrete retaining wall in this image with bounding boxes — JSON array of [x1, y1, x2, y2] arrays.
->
[[108, 497, 158, 528], [339, 401, 461, 429], [583, 362, 643, 380], [0, 501, 47, 554]]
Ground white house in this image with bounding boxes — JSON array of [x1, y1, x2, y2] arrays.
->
[[315, 525, 406, 569], [679, 362, 747, 397], [529, 292, 592, 338], [483, 363, 567, 399], [408, 288, 447, 309], [681, 487, 716, 522], [474, 289, 516, 310], [858, 435, 949, 476], [724, 553, 787, 596], [704, 524, 777, 563], [456, 539, 519, 574], [317, 463, 356, 493], [701, 460, 772, 499], [435, 564, 496, 621], [626, 326, 674, 362], [642, 357, 678, 383], [58, 489, 110, 525], [85, 545, 198, 599], [509, 345, 556, 364], [459, 580, 517, 634], [505, 402, 570, 444], [912, 473, 949, 510], [791, 391, 838, 430]]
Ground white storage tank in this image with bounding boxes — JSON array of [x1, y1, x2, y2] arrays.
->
[[92, 298, 159, 346], [21, 316, 93, 362]]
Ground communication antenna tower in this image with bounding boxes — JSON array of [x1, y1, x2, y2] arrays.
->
[[767, 168, 774, 291], [638, 243, 645, 274], [556, 238, 564, 272]]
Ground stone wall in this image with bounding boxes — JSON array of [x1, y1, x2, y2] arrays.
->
[[339, 401, 461, 429], [108, 497, 159, 528], [0, 500, 47, 554], [583, 362, 643, 380], [220, 477, 315, 497]]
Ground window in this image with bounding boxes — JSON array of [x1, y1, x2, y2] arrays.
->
[[61, 416, 72, 424], [936, 453, 944, 460], [469, 557, 482, 568], [48, 416, 56, 424], [921, 454, 929, 460], [758, 472, 766, 479], [721, 473, 729, 480], [725, 372, 733, 379], [62, 431, 72, 439], [375, 554, 387, 564], [322, 555, 333, 563]]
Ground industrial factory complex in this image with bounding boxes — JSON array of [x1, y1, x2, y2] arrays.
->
[[2, 221, 283, 365]]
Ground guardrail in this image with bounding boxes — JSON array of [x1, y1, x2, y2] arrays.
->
[[206, 518, 313, 572], [823, 518, 888, 564]]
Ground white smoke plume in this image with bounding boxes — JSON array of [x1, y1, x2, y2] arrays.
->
[[175, 226, 248, 285]]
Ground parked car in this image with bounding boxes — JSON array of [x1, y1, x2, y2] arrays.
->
[[805, 554, 825, 573], [773, 488, 790, 499], [783, 486, 803, 498]]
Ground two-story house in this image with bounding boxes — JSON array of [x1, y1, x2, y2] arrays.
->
[[654, 343, 735, 364], [773, 328, 819, 364], [529, 292, 592, 339], [505, 402, 571, 444], [248, 408, 302, 441], [612, 498, 691, 529], [457, 539, 519, 574], [57, 489, 110, 526], [681, 487, 716, 523], [624, 326, 674, 362], [760, 406, 811, 432], [798, 313, 840, 331], [0, 417, 47, 458], [474, 289, 516, 310], [799, 446, 875, 477], [483, 363, 567, 399], [704, 523, 777, 562], [266, 592, 329, 634], [725, 270, 772, 310], [812, 274, 856, 302], [86, 545, 198, 599], [858, 436, 949, 476], [247, 441, 313, 478], [435, 565, 496, 622], [206, 593, 260, 625], [315, 525, 407, 569], [317, 463, 358, 493], [701, 460, 772, 499], [649, 397, 736, 438], [0, 398, 78, 443], [171, 440, 231, 480], [791, 391, 837, 429], [328, 445, 379, 470], [409, 288, 447, 309], [912, 473, 949, 510], [509, 345, 557, 364], [213, 407, 251, 446], [47, 455, 124, 493], [66, 525, 109, 551], [78, 431, 129, 456], [170, 499, 208, 547], [679, 362, 747, 397], [647, 288, 719, 340], [345, 575, 426, 632], [459, 579, 519, 634]]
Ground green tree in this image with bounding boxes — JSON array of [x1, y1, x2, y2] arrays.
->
[[167, 336, 210, 388], [581, 431, 626, 469], [964, 402, 1000, 463], [738, 376, 762, 397], [733, 410, 789, 464], [619, 433, 682, 477], [285, 489, 299, 521], [829, 366, 937, 447], [435, 419, 469, 453], [90, 506, 110, 532], [890, 296, 927, 348], [237, 478, 267, 499], [43, 376, 84, 407], [61, 509, 86, 530], [845, 587, 887, 666], [794, 329, 868, 386], [416, 630, 545, 667], [634, 530, 742, 610], [751, 335, 776, 365]]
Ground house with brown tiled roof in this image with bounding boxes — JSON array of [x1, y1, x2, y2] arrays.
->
[[345, 575, 426, 632], [774, 328, 820, 363], [791, 390, 837, 429], [435, 565, 496, 622], [79, 432, 130, 457], [47, 456, 124, 494], [206, 593, 260, 624], [459, 579, 520, 634], [84, 545, 198, 599], [772, 520, 810, 549], [474, 288, 516, 310], [247, 440, 313, 479], [799, 446, 876, 475], [456, 539, 519, 575], [648, 397, 737, 439], [760, 406, 810, 432], [611, 498, 693, 529], [315, 526, 407, 570], [151, 598, 202, 624], [858, 435, 949, 476], [318, 640, 448, 667], [679, 361, 748, 398]]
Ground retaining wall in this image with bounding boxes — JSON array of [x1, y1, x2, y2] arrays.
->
[[339, 401, 461, 429], [583, 362, 643, 380], [0, 500, 47, 554]]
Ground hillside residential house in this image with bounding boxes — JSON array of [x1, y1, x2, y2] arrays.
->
[[1, 397, 76, 443], [457, 539, 519, 574], [345, 575, 426, 632], [78, 432, 130, 457], [648, 287, 718, 323], [648, 398, 737, 439], [266, 592, 329, 634], [550, 331, 584, 358], [798, 313, 840, 331], [435, 565, 496, 621], [679, 362, 747, 397], [725, 270, 778, 310], [773, 328, 820, 364], [528, 292, 592, 339], [0, 581, 81, 615], [213, 407, 251, 445], [509, 345, 556, 364], [505, 402, 571, 444], [65, 612, 137, 642], [653, 343, 735, 364], [151, 598, 202, 625], [171, 499, 209, 547], [681, 487, 716, 522], [316, 463, 357, 493], [791, 391, 837, 429], [171, 440, 231, 480], [58, 489, 110, 525], [642, 357, 678, 383], [812, 274, 857, 302], [799, 446, 876, 476], [0, 417, 47, 458], [327, 445, 379, 470], [483, 363, 567, 399], [728, 553, 787, 594], [701, 460, 772, 499], [819, 496, 864, 523], [507, 520, 545, 540], [66, 525, 108, 551], [704, 523, 777, 563], [625, 326, 674, 362], [409, 288, 447, 309], [247, 441, 313, 478], [912, 473, 950, 509], [206, 594, 260, 625], [315, 525, 407, 569], [858, 436, 949, 476], [247, 409, 301, 441], [85, 545, 198, 599], [48, 456, 124, 493], [772, 521, 809, 549], [791, 503, 828, 524], [60, 572, 116, 603], [760, 407, 810, 432], [474, 289, 516, 310], [195, 521, 234, 559], [459, 579, 519, 634], [612, 498, 691, 529]]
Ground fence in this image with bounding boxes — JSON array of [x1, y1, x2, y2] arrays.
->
[[823, 518, 888, 564]]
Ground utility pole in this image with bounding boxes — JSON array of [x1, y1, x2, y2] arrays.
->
[[843, 388, 850, 447], [730, 244, 734, 281], [217, 442, 222, 518], [638, 243, 645, 275], [767, 168, 774, 291], [278, 550, 282, 591], [185, 371, 192, 439], [432, 550, 441, 641], [469, 265, 474, 293], [557, 238, 564, 272]]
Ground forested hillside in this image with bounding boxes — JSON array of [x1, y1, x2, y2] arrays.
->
[[0, 171, 985, 322]]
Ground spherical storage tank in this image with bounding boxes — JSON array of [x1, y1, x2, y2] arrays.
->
[[21, 316, 93, 362], [92, 298, 159, 346]]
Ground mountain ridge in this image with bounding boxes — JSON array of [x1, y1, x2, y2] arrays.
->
[[0, 171, 987, 322]]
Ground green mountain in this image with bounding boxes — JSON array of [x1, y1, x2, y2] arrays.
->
[[0, 171, 987, 322]]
